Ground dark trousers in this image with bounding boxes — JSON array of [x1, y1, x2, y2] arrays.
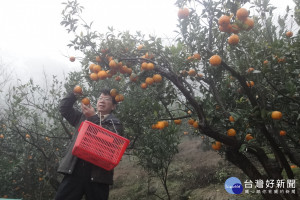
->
[[55, 159, 109, 200]]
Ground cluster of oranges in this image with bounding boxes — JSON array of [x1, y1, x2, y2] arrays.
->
[[73, 85, 125, 106], [140, 74, 162, 89], [188, 118, 199, 129], [218, 8, 254, 35], [152, 121, 169, 130]]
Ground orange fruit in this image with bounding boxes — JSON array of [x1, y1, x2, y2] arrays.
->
[[178, 8, 189, 19], [95, 56, 101, 62], [126, 67, 132, 75], [290, 165, 297, 169], [97, 70, 107, 80], [137, 45, 143, 50], [115, 94, 124, 102], [286, 31, 293, 37], [174, 119, 182, 125], [218, 15, 230, 27], [115, 76, 122, 81], [263, 60, 269, 65], [73, 85, 82, 94], [209, 55, 222, 66], [153, 74, 162, 83], [156, 121, 165, 130], [271, 111, 282, 120], [187, 110, 192, 114], [25, 134, 30, 138], [197, 73, 204, 78], [130, 74, 138, 82], [141, 62, 148, 71], [212, 142, 221, 150], [110, 89, 118, 97], [0, 134, 5, 139], [247, 67, 255, 73], [229, 116, 235, 122], [93, 65, 102, 73], [146, 63, 155, 70], [183, 131, 189, 135], [90, 73, 98, 81], [246, 81, 255, 87], [245, 133, 254, 141], [69, 56, 75, 62], [109, 60, 117, 68], [219, 24, 232, 33], [140, 82, 148, 89], [145, 77, 154, 85], [188, 119, 195, 125], [227, 128, 236, 136], [81, 97, 90, 105], [236, 8, 249, 21], [193, 121, 199, 128], [279, 130, 287, 136], [228, 34, 239, 45], [188, 69, 197, 76], [244, 17, 254, 30], [193, 53, 201, 60], [89, 63, 96, 72]]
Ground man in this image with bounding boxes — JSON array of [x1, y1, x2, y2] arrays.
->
[[55, 88, 123, 200]]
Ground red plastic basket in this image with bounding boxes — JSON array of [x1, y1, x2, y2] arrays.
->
[[72, 120, 130, 171]]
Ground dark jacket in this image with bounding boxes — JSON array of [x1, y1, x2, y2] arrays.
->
[[57, 92, 123, 185]]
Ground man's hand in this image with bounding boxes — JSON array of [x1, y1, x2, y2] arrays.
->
[[81, 103, 96, 118]]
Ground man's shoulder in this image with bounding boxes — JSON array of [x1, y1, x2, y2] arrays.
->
[[105, 113, 122, 124]]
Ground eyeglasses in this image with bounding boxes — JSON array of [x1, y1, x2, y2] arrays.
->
[[98, 97, 112, 102]]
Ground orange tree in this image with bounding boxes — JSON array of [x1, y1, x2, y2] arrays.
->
[[61, 0, 300, 199]]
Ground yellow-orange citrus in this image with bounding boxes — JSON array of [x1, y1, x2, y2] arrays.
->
[[97, 70, 107, 80], [245, 133, 254, 141], [193, 53, 201, 60], [95, 56, 101, 62], [279, 130, 287, 136], [93, 65, 102, 73], [140, 82, 148, 89], [115, 94, 124, 102], [178, 8, 189, 19], [209, 55, 222, 66], [188, 119, 195, 125], [271, 111, 282, 120], [69, 56, 75, 62], [81, 97, 90, 105], [109, 60, 117, 68], [73, 85, 82, 94], [236, 8, 249, 21], [90, 73, 98, 81], [218, 15, 230, 27], [145, 77, 154, 85], [110, 89, 118, 97], [188, 69, 197, 76], [146, 63, 155, 70], [227, 128, 236, 136], [228, 34, 239, 45], [193, 121, 199, 128], [244, 17, 254, 30], [229, 116, 235, 122], [153, 74, 162, 83], [174, 119, 182, 125], [286, 31, 293, 37]]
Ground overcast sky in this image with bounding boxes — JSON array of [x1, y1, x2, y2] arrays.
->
[[0, 0, 296, 85]]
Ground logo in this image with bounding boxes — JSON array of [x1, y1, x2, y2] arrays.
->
[[225, 177, 243, 194]]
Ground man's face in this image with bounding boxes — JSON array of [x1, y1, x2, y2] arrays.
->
[[97, 94, 116, 115]]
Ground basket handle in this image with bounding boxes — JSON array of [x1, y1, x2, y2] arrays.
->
[[78, 120, 86, 132]]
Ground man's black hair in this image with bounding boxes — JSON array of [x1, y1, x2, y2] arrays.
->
[[99, 88, 117, 104]]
